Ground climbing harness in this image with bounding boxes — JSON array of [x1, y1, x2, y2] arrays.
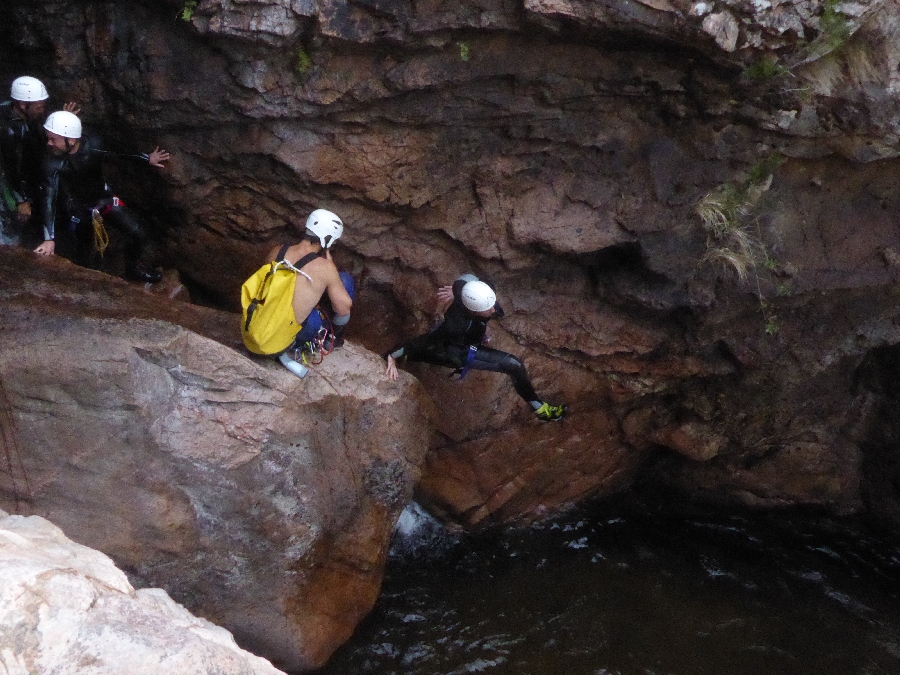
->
[[452, 345, 479, 380], [286, 312, 336, 368]]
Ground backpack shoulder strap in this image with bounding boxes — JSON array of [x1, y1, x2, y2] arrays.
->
[[293, 252, 320, 270], [276, 244, 291, 262]]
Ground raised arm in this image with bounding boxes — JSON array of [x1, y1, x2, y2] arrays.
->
[[146, 147, 170, 168], [326, 267, 353, 317]]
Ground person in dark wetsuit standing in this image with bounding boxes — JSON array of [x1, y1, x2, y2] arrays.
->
[[385, 275, 566, 421], [36, 110, 169, 283], [0, 76, 55, 245]]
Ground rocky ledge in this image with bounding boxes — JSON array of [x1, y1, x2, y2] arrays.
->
[[0, 247, 432, 671]]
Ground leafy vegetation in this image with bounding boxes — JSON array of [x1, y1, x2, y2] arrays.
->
[[458, 41, 470, 62], [745, 56, 788, 82], [179, 1, 197, 22], [819, 0, 852, 50], [744, 0, 854, 83], [295, 47, 313, 75]]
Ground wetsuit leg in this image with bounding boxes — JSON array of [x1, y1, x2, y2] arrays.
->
[[102, 204, 152, 266], [0, 206, 19, 246], [53, 209, 94, 268], [466, 347, 539, 403]]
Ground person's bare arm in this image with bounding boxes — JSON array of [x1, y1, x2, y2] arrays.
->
[[326, 264, 353, 316], [386, 355, 399, 381]]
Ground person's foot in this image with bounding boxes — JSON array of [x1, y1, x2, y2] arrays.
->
[[535, 402, 566, 422], [322, 333, 344, 351], [130, 263, 162, 283]]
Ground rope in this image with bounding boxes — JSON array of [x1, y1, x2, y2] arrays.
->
[[92, 208, 109, 257]]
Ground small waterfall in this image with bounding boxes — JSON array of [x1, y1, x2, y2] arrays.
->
[[390, 501, 458, 560]]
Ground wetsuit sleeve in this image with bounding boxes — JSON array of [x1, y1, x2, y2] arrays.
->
[[41, 158, 60, 241], [385, 332, 439, 361], [0, 163, 15, 212], [91, 147, 154, 164]]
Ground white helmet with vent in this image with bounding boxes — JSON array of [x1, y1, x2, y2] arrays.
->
[[305, 209, 343, 249], [461, 280, 496, 312], [44, 110, 81, 139], [11, 76, 49, 102]]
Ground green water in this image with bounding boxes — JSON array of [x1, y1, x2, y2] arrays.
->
[[318, 494, 900, 675]]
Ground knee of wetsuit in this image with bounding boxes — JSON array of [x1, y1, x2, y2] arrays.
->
[[497, 353, 526, 375]]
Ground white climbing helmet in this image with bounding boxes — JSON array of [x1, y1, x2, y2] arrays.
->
[[305, 208, 344, 249], [10, 76, 49, 102], [44, 110, 81, 139], [461, 280, 496, 312]]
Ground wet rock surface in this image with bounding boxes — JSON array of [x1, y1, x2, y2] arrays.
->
[[2, 0, 900, 531], [0, 248, 432, 671]]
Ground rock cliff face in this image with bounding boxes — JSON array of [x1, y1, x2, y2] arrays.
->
[[0, 248, 431, 671], [3, 0, 900, 527], [0, 509, 285, 675]]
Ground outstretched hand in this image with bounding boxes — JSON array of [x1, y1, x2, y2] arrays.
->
[[147, 147, 170, 168], [63, 102, 81, 116], [386, 355, 399, 381], [436, 284, 454, 313]]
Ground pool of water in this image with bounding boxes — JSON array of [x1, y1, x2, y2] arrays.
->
[[318, 493, 900, 675]]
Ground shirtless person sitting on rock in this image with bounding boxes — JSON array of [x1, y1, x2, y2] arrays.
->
[[265, 208, 354, 376]]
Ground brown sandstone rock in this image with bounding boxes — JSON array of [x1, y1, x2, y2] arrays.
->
[[0, 248, 432, 671], [5, 0, 900, 533]]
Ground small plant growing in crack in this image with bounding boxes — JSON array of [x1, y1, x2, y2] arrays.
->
[[745, 55, 789, 82], [696, 153, 786, 334], [295, 47, 313, 75], [179, 0, 197, 22]]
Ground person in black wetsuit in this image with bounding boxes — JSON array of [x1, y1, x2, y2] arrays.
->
[[0, 76, 61, 245], [35, 110, 169, 283], [385, 275, 566, 421]]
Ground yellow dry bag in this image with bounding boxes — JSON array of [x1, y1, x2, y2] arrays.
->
[[240, 248, 317, 356]]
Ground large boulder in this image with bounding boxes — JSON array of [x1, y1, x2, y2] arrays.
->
[[0, 247, 432, 671], [0, 509, 284, 675]]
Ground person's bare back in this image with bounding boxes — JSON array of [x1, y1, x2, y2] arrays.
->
[[266, 241, 351, 326]]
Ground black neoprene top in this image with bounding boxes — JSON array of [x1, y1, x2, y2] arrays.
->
[[387, 278, 504, 360], [41, 131, 152, 240]]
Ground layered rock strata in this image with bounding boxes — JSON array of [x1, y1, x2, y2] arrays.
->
[[2, 0, 900, 530]]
